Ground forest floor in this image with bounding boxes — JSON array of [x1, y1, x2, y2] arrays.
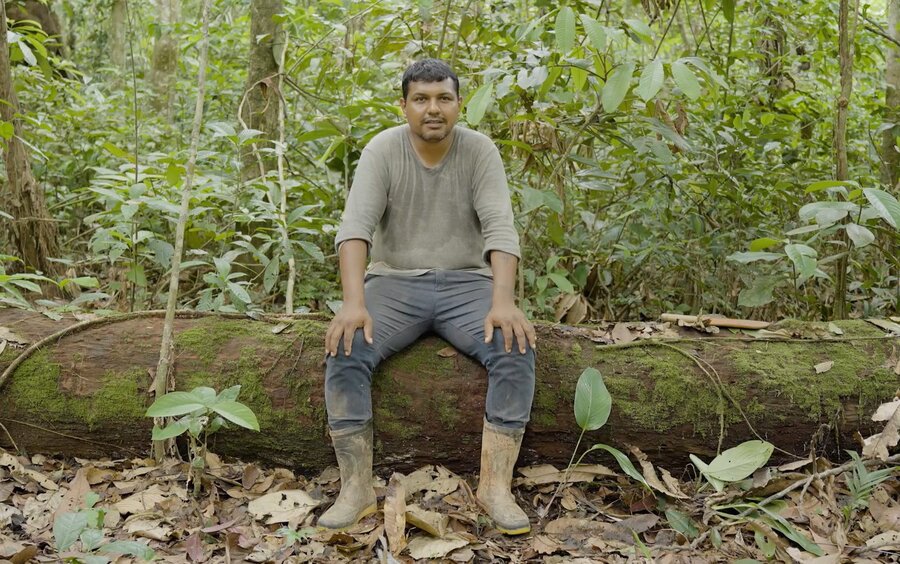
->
[[0, 442, 898, 563]]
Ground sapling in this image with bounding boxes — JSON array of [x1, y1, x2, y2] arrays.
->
[[54, 492, 156, 563], [145, 385, 260, 496]]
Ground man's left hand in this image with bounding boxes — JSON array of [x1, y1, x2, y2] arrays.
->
[[484, 303, 536, 354]]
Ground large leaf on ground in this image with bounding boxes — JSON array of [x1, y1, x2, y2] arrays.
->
[[54, 512, 89, 551], [704, 440, 774, 482], [574, 368, 611, 431]]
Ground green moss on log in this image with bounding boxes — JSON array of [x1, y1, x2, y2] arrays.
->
[[7, 350, 146, 427]]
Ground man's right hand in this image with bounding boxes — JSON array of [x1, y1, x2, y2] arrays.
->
[[325, 303, 374, 357]]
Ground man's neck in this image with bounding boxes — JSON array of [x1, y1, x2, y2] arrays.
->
[[408, 127, 455, 167]]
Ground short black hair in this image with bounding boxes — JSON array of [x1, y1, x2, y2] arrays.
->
[[401, 59, 460, 99]]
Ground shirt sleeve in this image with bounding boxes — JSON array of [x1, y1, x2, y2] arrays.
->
[[472, 143, 521, 263], [334, 145, 389, 254]]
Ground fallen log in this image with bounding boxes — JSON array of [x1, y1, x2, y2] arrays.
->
[[0, 309, 897, 472]]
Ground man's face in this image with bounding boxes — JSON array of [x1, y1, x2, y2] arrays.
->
[[400, 78, 461, 144]]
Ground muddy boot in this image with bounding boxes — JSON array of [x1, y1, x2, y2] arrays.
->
[[476, 419, 531, 535], [317, 423, 377, 530]]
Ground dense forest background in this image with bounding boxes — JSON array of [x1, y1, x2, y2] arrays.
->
[[1, 0, 899, 322]]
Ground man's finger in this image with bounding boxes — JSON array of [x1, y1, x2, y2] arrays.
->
[[501, 323, 513, 353], [364, 317, 374, 344], [484, 317, 494, 343], [343, 327, 353, 356], [325, 325, 336, 356], [526, 322, 537, 351], [513, 324, 527, 354]]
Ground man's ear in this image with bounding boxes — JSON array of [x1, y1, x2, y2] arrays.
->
[[399, 97, 407, 113]]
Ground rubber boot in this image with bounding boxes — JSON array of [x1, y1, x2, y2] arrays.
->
[[317, 423, 377, 530], [476, 419, 531, 535]]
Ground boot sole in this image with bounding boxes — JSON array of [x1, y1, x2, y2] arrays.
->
[[496, 524, 531, 535], [317, 503, 378, 531]]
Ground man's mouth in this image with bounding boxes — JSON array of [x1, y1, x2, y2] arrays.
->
[[424, 120, 444, 125]]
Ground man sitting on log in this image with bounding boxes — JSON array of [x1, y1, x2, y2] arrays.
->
[[320, 58, 537, 535]]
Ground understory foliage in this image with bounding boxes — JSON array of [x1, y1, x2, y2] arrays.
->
[[1, 0, 899, 320]]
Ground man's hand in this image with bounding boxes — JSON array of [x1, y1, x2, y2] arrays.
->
[[325, 303, 373, 357], [484, 302, 536, 354]]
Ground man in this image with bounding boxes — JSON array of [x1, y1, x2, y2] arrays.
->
[[319, 59, 536, 535]]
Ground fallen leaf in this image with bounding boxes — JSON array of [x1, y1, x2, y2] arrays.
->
[[544, 517, 610, 537], [0, 453, 57, 491], [185, 532, 208, 562], [242, 465, 261, 489], [125, 517, 173, 541], [0, 328, 27, 345], [448, 546, 475, 562], [84, 467, 115, 486], [114, 484, 167, 514], [406, 504, 448, 537], [437, 347, 458, 358], [52, 468, 91, 522], [405, 534, 469, 560], [866, 318, 900, 335], [270, 323, 291, 334], [863, 399, 900, 461], [827, 323, 844, 336], [247, 490, 319, 524], [384, 474, 407, 554], [532, 534, 562, 555], [814, 361, 834, 374], [516, 464, 615, 486], [618, 513, 659, 533], [865, 530, 900, 549], [778, 457, 814, 472], [0, 482, 14, 503], [611, 323, 635, 344], [629, 446, 688, 499], [9, 544, 38, 564], [0, 340, 6, 357]]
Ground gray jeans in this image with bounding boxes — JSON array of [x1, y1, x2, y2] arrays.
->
[[325, 270, 535, 432]]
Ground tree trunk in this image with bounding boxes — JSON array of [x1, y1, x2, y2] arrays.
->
[[0, 3, 60, 275], [109, 0, 126, 69], [833, 0, 858, 320], [150, 0, 180, 121], [240, 0, 284, 181], [0, 310, 896, 472], [882, 0, 900, 188]]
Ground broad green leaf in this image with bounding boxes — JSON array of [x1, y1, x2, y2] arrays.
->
[[298, 240, 325, 263], [636, 59, 664, 102], [755, 529, 776, 559], [151, 420, 189, 440], [263, 255, 281, 293], [705, 440, 774, 481], [624, 18, 653, 43], [80, 528, 104, 552], [54, 511, 89, 551], [784, 244, 817, 284], [863, 188, 900, 228], [671, 61, 701, 100], [601, 63, 635, 113], [465, 82, 493, 126], [591, 444, 650, 488], [689, 454, 726, 492], [665, 508, 699, 539], [738, 276, 780, 308], [555, 7, 576, 53], [228, 282, 252, 304], [217, 385, 242, 403], [190, 387, 217, 404], [726, 252, 782, 264], [573, 367, 611, 431], [579, 14, 606, 51], [81, 556, 110, 564], [805, 180, 856, 193], [547, 272, 575, 293], [798, 202, 858, 222], [749, 237, 781, 251], [145, 392, 205, 417], [571, 65, 588, 92], [845, 224, 875, 248], [723, 0, 736, 22], [212, 400, 261, 431], [759, 508, 823, 556], [815, 208, 850, 225], [0, 121, 14, 140], [100, 540, 157, 560]]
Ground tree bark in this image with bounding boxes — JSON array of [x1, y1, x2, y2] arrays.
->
[[109, 0, 126, 69], [0, 2, 60, 275], [833, 0, 858, 320], [240, 0, 284, 181], [150, 0, 180, 121], [882, 0, 900, 187], [0, 310, 896, 472]]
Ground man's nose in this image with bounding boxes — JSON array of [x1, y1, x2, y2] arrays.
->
[[426, 99, 440, 113]]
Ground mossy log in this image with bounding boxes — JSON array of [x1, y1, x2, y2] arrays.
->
[[0, 309, 897, 472]]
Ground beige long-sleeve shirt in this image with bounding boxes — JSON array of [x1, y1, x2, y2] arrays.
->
[[334, 124, 520, 277]]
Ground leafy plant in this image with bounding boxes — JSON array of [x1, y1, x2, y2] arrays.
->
[[843, 450, 895, 517], [145, 385, 260, 495], [53, 492, 156, 563], [689, 440, 775, 493]]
